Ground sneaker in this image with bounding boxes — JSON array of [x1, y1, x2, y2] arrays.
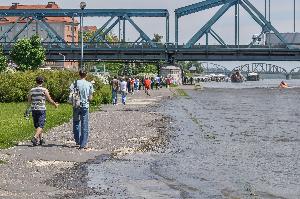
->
[[31, 137, 38, 146], [39, 138, 45, 145]]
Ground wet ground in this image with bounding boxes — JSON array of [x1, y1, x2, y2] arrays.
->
[[84, 81, 300, 199]]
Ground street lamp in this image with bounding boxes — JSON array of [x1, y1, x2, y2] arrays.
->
[[59, 53, 65, 68], [97, 59, 106, 73], [80, 2, 86, 70]]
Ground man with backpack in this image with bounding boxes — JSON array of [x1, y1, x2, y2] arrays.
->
[[69, 70, 94, 150]]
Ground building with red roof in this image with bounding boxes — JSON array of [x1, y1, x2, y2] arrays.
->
[[0, 2, 79, 69]]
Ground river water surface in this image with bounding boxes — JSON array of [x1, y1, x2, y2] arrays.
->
[[85, 79, 300, 199]]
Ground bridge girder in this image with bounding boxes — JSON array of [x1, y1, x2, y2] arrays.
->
[[0, 9, 169, 17], [3, 43, 300, 62], [0, 9, 170, 46], [175, 0, 291, 49]]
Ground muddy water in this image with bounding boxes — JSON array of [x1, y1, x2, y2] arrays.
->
[[85, 80, 300, 199]]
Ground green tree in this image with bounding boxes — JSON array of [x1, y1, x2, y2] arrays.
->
[[10, 35, 46, 71], [178, 61, 204, 74], [80, 30, 119, 43], [0, 47, 8, 73], [152, 33, 163, 43]]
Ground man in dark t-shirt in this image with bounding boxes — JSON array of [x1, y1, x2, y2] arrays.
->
[[111, 76, 119, 105]]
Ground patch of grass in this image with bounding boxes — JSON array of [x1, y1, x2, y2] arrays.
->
[[175, 88, 189, 97], [0, 102, 73, 149], [0, 160, 7, 164]]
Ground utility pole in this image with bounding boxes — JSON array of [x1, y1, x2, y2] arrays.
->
[[294, 0, 296, 32], [80, 2, 86, 70]]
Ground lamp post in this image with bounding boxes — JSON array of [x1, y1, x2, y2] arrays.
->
[[294, 0, 296, 32], [97, 59, 106, 73], [59, 53, 65, 68], [80, 2, 86, 70]]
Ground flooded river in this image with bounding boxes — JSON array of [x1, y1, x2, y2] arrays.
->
[[85, 79, 300, 199]]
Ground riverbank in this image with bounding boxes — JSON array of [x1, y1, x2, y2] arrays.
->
[[0, 88, 173, 199], [67, 84, 299, 199]]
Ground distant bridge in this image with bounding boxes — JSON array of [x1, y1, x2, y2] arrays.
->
[[199, 62, 300, 79], [200, 62, 231, 75], [233, 63, 288, 74], [232, 63, 300, 79]]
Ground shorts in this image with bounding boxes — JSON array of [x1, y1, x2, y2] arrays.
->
[[32, 110, 46, 129]]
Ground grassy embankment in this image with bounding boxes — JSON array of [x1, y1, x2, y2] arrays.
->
[[0, 103, 73, 149]]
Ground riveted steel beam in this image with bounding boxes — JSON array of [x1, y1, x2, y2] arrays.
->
[[0, 9, 169, 17]]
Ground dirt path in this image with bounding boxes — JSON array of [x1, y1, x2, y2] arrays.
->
[[0, 88, 173, 199]]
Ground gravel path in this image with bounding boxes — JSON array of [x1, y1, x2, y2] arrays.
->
[[0, 88, 173, 199]]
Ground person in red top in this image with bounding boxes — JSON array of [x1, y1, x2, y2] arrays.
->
[[130, 78, 135, 94], [144, 77, 151, 96]]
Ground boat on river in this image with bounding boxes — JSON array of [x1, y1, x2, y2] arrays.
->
[[230, 70, 244, 83], [247, 72, 260, 81]]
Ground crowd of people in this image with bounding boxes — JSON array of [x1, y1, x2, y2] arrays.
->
[[110, 76, 175, 105]]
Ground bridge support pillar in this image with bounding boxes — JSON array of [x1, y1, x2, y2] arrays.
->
[[286, 74, 292, 80]]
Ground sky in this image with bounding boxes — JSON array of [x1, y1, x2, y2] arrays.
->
[[2, 0, 300, 69]]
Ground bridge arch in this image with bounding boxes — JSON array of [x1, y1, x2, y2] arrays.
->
[[233, 63, 288, 74], [200, 62, 231, 75], [290, 67, 300, 74]]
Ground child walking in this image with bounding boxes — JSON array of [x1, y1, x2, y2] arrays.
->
[[28, 76, 59, 146]]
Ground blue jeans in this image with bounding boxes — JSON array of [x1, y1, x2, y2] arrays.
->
[[121, 91, 127, 104], [73, 107, 89, 148], [112, 89, 118, 105]]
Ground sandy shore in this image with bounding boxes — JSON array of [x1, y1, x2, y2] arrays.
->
[[0, 87, 173, 199]]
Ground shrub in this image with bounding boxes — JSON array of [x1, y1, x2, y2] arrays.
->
[[0, 70, 111, 106]]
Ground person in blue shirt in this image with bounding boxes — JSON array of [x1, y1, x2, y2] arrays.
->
[[69, 70, 94, 150]]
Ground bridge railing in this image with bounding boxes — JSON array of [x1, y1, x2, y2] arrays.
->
[[1, 41, 294, 50], [0, 41, 175, 49]]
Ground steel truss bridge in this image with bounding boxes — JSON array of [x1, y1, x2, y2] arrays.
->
[[0, 0, 300, 62], [232, 63, 300, 79], [200, 62, 231, 75], [199, 62, 300, 78]]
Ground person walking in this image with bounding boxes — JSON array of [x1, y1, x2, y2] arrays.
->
[[144, 77, 151, 96], [69, 70, 94, 150], [120, 77, 128, 105], [110, 76, 119, 105], [28, 76, 59, 146], [130, 77, 135, 94]]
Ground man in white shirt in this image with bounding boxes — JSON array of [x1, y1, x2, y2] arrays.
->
[[120, 78, 128, 105]]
